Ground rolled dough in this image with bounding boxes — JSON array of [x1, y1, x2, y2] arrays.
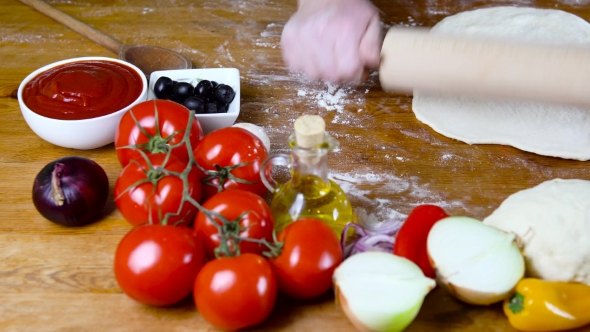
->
[[412, 7, 590, 160]]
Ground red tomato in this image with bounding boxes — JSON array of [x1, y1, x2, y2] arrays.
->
[[269, 218, 343, 299], [194, 189, 274, 259], [393, 204, 449, 278], [114, 224, 206, 307], [114, 153, 202, 226], [193, 127, 268, 200], [115, 99, 204, 167], [194, 253, 277, 330]]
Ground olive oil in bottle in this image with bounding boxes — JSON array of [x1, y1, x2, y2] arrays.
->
[[261, 115, 354, 237]]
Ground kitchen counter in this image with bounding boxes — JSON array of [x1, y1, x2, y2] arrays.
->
[[1, 0, 589, 331]]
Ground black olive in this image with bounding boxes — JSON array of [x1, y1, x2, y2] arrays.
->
[[163, 94, 177, 102], [183, 97, 206, 114], [216, 102, 229, 113], [195, 80, 214, 100], [173, 82, 194, 101], [213, 84, 236, 105], [163, 93, 184, 104], [204, 102, 218, 114], [153, 76, 174, 99]]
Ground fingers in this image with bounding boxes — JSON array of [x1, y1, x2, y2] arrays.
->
[[331, 18, 364, 83], [359, 15, 383, 70], [331, 11, 381, 84], [280, 0, 382, 84], [280, 19, 300, 71], [281, 16, 332, 81]]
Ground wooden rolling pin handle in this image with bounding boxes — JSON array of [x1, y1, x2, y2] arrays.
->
[[379, 27, 590, 108], [18, 0, 121, 54]]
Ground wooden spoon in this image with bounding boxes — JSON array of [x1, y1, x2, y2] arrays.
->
[[18, 0, 192, 78]]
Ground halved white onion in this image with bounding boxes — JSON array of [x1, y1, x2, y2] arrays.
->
[[427, 216, 524, 305], [333, 251, 436, 332], [232, 122, 271, 152]]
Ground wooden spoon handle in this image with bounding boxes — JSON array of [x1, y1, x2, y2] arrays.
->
[[380, 27, 590, 108], [18, 0, 121, 54]]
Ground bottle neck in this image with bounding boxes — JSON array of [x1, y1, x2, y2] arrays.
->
[[290, 147, 330, 184]]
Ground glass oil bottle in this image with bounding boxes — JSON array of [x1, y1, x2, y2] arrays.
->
[[260, 115, 354, 237]]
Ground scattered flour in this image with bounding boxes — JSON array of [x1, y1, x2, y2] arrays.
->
[[0, 31, 60, 44], [330, 170, 468, 224], [296, 83, 352, 112], [141, 7, 155, 15], [397, 16, 423, 27], [294, 82, 370, 123], [331, 115, 350, 125], [557, 0, 590, 6], [255, 23, 283, 48], [213, 41, 236, 65]]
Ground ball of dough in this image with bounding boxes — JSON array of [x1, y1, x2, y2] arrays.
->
[[483, 178, 590, 285]]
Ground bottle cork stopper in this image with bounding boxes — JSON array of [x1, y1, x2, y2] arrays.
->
[[294, 115, 325, 148]]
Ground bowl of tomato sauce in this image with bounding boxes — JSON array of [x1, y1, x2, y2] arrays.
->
[[18, 56, 148, 149]]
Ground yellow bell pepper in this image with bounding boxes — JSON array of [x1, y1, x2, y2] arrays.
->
[[503, 278, 590, 331]]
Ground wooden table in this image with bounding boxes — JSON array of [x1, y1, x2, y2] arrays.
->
[[1, 0, 589, 331]]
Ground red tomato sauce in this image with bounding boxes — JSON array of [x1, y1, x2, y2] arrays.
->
[[22, 60, 143, 120]]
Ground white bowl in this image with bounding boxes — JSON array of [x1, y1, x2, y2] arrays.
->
[[148, 68, 240, 134], [18, 56, 148, 150]]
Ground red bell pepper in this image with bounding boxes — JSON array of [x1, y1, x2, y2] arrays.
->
[[393, 204, 448, 278]]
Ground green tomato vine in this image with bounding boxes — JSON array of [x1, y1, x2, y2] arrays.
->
[[115, 100, 279, 258]]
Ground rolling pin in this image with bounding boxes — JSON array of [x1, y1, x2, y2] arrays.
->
[[379, 27, 590, 108]]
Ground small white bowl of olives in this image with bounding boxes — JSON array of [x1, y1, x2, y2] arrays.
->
[[148, 68, 240, 134]]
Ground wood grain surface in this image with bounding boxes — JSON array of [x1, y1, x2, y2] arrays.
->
[[1, 0, 589, 331]]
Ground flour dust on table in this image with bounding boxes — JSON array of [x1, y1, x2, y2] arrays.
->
[[412, 6, 590, 161]]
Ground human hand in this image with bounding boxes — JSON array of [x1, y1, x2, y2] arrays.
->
[[281, 0, 382, 84]]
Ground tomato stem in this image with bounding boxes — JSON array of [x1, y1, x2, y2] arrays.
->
[[116, 102, 186, 156], [198, 161, 258, 194], [118, 103, 271, 256], [117, 106, 204, 226], [260, 231, 283, 258]]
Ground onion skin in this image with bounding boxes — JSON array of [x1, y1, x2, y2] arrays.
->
[[32, 156, 109, 226], [335, 286, 371, 332], [442, 280, 511, 306]]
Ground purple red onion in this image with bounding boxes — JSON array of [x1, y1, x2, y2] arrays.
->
[[341, 218, 404, 258], [32, 156, 109, 226]]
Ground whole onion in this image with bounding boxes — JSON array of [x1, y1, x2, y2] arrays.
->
[[32, 156, 109, 226]]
